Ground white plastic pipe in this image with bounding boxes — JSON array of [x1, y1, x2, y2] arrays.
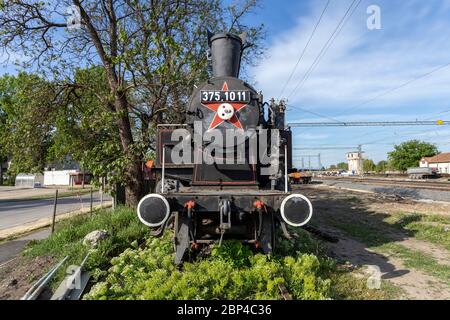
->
[[161, 146, 165, 193], [284, 144, 288, 193]]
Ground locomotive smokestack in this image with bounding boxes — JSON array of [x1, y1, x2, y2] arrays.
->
[[208, 32, 246, 78]]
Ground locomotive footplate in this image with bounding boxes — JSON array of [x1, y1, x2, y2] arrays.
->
[[137, 191, 314, 264], [166, 191, 285, 264], [165, 191, 285, 213]]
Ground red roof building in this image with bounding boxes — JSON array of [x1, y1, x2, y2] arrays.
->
[[420, 152, 450, 174]]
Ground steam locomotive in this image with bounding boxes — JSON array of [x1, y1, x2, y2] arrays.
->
[[137, 32, 313, 264]]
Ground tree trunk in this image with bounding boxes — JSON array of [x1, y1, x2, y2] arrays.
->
[[114, 93, 144, 207], [75, 0, 143, 206]]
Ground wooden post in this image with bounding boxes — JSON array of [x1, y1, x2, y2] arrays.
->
[[112, 184, 116, 211], [100, 177, 103, 208], [90, 187, 93, 216], [51, 189, 58, 234]]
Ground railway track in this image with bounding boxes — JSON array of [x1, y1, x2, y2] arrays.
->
[[316, 176, 450, 192]]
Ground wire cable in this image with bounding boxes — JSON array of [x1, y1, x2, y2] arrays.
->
[[278, 0, 331, 100], [288, 0, 362, 101], [334, 61, 450, 117], [287, 103, 343, 123]]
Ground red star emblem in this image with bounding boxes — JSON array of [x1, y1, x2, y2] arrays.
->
[[201, 82, 247, 130]]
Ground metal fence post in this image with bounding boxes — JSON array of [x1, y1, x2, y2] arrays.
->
[[100, 177, 103, 209], [90, 187, 93, 216], [51, 189, 58, 234], [112, 184, 116, 211]]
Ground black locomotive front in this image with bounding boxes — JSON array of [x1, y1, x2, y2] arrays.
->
[[137, 32, 313, 264]]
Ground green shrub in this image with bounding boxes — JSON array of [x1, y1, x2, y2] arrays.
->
[[85, 233, 334, 300]]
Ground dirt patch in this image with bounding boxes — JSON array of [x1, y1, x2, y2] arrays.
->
[[320, 224, 450, 299], [297, 184, 450, 300], [368, 199, 450, 217], [397, 238, 450, 266], [0, 255, 54, 300]]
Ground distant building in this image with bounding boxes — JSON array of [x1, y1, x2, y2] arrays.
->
[[43, 169, 91, 186], [43, 155, 92, 186], [420, 152, 450, 174], [346, 151, 365, 175]]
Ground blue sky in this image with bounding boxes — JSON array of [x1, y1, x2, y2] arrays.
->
[[247, 0, 450, 168], [2, 0, 450, 168]]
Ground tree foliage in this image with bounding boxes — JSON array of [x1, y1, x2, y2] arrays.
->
[[50, 67, 129, 186], [388, 140, 438, 172], [0, 0, 264, 204], [375, 160, 389, 173], [0, 73, 57, 177], [363, 159, 375, 173], [336, 162, 348, 170]]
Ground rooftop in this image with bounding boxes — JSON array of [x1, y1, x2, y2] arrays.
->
[[422, 152, 450, 163]]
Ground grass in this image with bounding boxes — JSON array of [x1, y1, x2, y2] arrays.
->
[[23, 206, 149, 287], [326, 218, 392, 247], [377, 243, 450, 283], [20, 206, 394, 300], [329, 270, 401, 300], [385, 212, 450, 250], [326, 212, 450, 283]]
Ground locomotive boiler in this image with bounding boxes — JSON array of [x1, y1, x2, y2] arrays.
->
[[137, 32, 313, 264]]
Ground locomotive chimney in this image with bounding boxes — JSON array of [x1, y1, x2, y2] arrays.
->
[[208, 32, 246, 78]]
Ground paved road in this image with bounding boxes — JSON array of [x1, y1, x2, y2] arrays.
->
[[316, 179, 450, 202], [0, 186, 84, 201], [0, 192, 111, 231]]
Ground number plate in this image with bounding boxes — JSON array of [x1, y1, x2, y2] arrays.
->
[[201, 90, 250, 103]]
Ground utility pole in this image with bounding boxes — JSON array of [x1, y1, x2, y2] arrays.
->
[[358, 144, 363, 178], [318, 153, 322, 171]]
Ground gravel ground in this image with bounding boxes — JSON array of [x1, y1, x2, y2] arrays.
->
[[316, 179, 450, 203]]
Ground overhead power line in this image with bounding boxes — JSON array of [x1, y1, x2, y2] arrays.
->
[[287, 104, 343, 123], [334, 61, 450, 117], [293, 146, 357, 150], [278, 0, 331, 100], [288, 0, 362, 100], [288, 120, 450, 127]]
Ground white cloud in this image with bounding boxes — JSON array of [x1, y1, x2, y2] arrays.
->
[[251, 0, 450, 113], [252, 0, 450, 166]]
